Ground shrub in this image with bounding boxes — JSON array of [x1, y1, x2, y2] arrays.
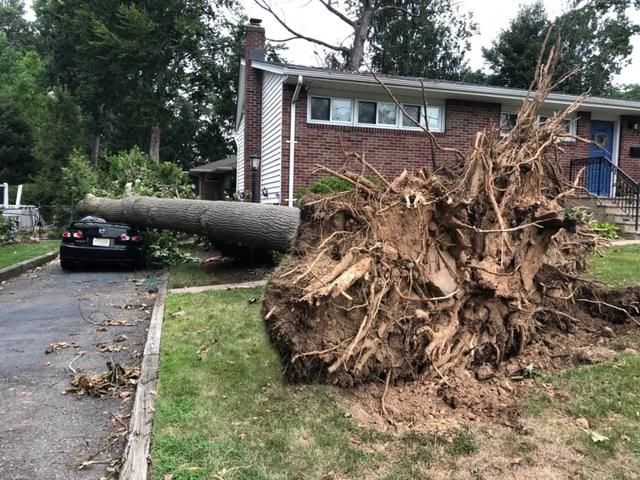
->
[[144, 230, 199, 269], [590, 221, 621, 240], [296, 176, 353, 199]]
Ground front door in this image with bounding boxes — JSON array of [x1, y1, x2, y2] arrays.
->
[[587, 120, 615, 196]]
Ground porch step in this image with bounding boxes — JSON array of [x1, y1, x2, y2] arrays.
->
[[567, 198, 640, 239]]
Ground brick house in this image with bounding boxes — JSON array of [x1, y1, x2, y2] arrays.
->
[[235, 19, 640, 230]]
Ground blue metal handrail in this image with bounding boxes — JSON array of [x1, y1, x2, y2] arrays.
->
[[569, 156, 640, 232]]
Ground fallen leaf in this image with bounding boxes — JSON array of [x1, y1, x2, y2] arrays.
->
[[590, 431, 609, 443]]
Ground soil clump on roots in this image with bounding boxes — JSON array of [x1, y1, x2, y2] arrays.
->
[[262, 41, 640, 420]]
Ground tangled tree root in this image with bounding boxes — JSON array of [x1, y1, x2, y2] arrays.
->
[[262, 40, 638, 387]]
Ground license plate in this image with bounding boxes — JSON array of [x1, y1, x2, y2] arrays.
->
[[93, 238, 110, 247]]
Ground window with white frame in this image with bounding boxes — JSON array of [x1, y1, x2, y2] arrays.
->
[[308, 95, 445, 132], [310, 96, 353, 123], [500, 111, 576, 140]]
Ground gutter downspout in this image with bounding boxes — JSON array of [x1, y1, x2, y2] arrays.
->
[[288, 75, 303, 207]]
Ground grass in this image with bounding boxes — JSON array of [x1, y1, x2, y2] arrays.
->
[[168, 262, 218, 289], [587, 244, 640, 287], [152, 288, 477, 480], [0, 240, 58, 270], [524, 353, 640, 467]]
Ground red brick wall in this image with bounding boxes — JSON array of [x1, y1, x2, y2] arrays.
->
[[279, 85, 592, 202], [242, 25, 265, 197], [619, 117, 640, 181]]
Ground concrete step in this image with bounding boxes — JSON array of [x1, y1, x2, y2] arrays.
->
[[570, 198, 640, 239]]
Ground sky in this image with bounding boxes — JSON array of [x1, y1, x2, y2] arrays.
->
[[241, 0, 640, 85]]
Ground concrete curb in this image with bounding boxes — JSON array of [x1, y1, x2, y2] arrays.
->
[[168, 279, 267, 294], [0, 250, 59, 282], [119, 272, 168, 480], [610, 239, 640, 246]]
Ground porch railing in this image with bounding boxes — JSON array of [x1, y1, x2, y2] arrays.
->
[[569, 156, 640, 232]]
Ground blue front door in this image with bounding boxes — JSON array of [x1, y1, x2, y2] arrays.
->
[[587, 120, 615, 195]]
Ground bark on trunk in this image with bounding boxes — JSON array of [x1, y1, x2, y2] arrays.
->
[[348, 4, 375, 71], [90, 132, 101, 167], [149, 124, 161, 163], [76, 194, 300, 252]]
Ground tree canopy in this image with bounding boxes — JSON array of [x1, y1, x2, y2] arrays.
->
[[483, 0, 640, 95]]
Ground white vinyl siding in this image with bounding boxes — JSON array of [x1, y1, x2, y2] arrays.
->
[[260, 72, 284, 204], [235, 118, 245, 197]]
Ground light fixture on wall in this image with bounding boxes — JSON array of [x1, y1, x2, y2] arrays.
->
[[262, 187, 268, 198], [250, 154, 261, 203], [250, 154, 261, 170]]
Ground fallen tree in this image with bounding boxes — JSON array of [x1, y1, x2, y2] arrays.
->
[[76, 194, 300, 253], [75, 41, 640, 392]]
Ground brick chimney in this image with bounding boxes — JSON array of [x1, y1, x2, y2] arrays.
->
[[243, 18, 266, 199], [245, 18, 266, 62]]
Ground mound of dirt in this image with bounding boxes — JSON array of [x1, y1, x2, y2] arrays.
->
[[262, 41, 640, 393]]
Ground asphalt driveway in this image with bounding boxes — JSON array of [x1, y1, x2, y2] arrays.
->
[[0, 258, 158, 479]]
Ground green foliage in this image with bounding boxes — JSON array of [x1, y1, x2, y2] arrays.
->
[[482, 2, 548, 90], [59, 150, 100, 203], [143, 230, 199, 269], [0, 217, 16, 244], [483, 0, 640, 95], [0, 0, 34, 51], [0, 93, 34, 184], [590, 221, 621, 240], [369, 0, 477, 80], [296, 176, 354, 199], [100, 147, 195, 198]]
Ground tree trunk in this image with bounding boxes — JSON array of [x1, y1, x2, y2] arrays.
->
[[76, 194, 300, 252], [348, 4, 375, 71], [90, 132, 101, 167], [149, 124, 161, 163]]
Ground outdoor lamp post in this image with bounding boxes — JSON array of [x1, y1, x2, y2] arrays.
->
[[250, 154, 260, 203]]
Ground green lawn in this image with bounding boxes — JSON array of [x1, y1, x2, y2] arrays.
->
[[152, 244, 640, 479], [588, 244, 640, 287], [0, 240, 58, 270], [152, 288, 478, 480]]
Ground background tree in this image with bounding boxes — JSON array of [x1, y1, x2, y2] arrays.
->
[[0, 94, 34, 184], [483, 0, 640, 95], [0, 0, 34, 50], [369, 0, 476, 80], [256, 0, 472, 73]]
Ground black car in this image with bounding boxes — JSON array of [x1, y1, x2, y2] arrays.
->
[[59, 217, 145, 270]]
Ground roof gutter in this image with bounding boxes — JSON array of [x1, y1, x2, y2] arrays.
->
[[288, 75, 303, 208]]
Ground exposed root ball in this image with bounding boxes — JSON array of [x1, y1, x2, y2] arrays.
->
[[262, 42, 626, 387]]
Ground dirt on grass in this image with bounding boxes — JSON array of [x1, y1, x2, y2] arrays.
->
[[344, 314, 638, 429]]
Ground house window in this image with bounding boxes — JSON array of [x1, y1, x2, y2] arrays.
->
[[310, 96, 352, 122], [402, 105, 421, 127], [358, 101, 376, 124], [309, 95, 444, 132], [310, 97, 330, 121], [502, 110, 576, 140], [377, 102, 397, 125], [426, 106, 442, 131], [500, 112, 518, 133], [331, 98, 353, 122], [538, 115, 574, 136]]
